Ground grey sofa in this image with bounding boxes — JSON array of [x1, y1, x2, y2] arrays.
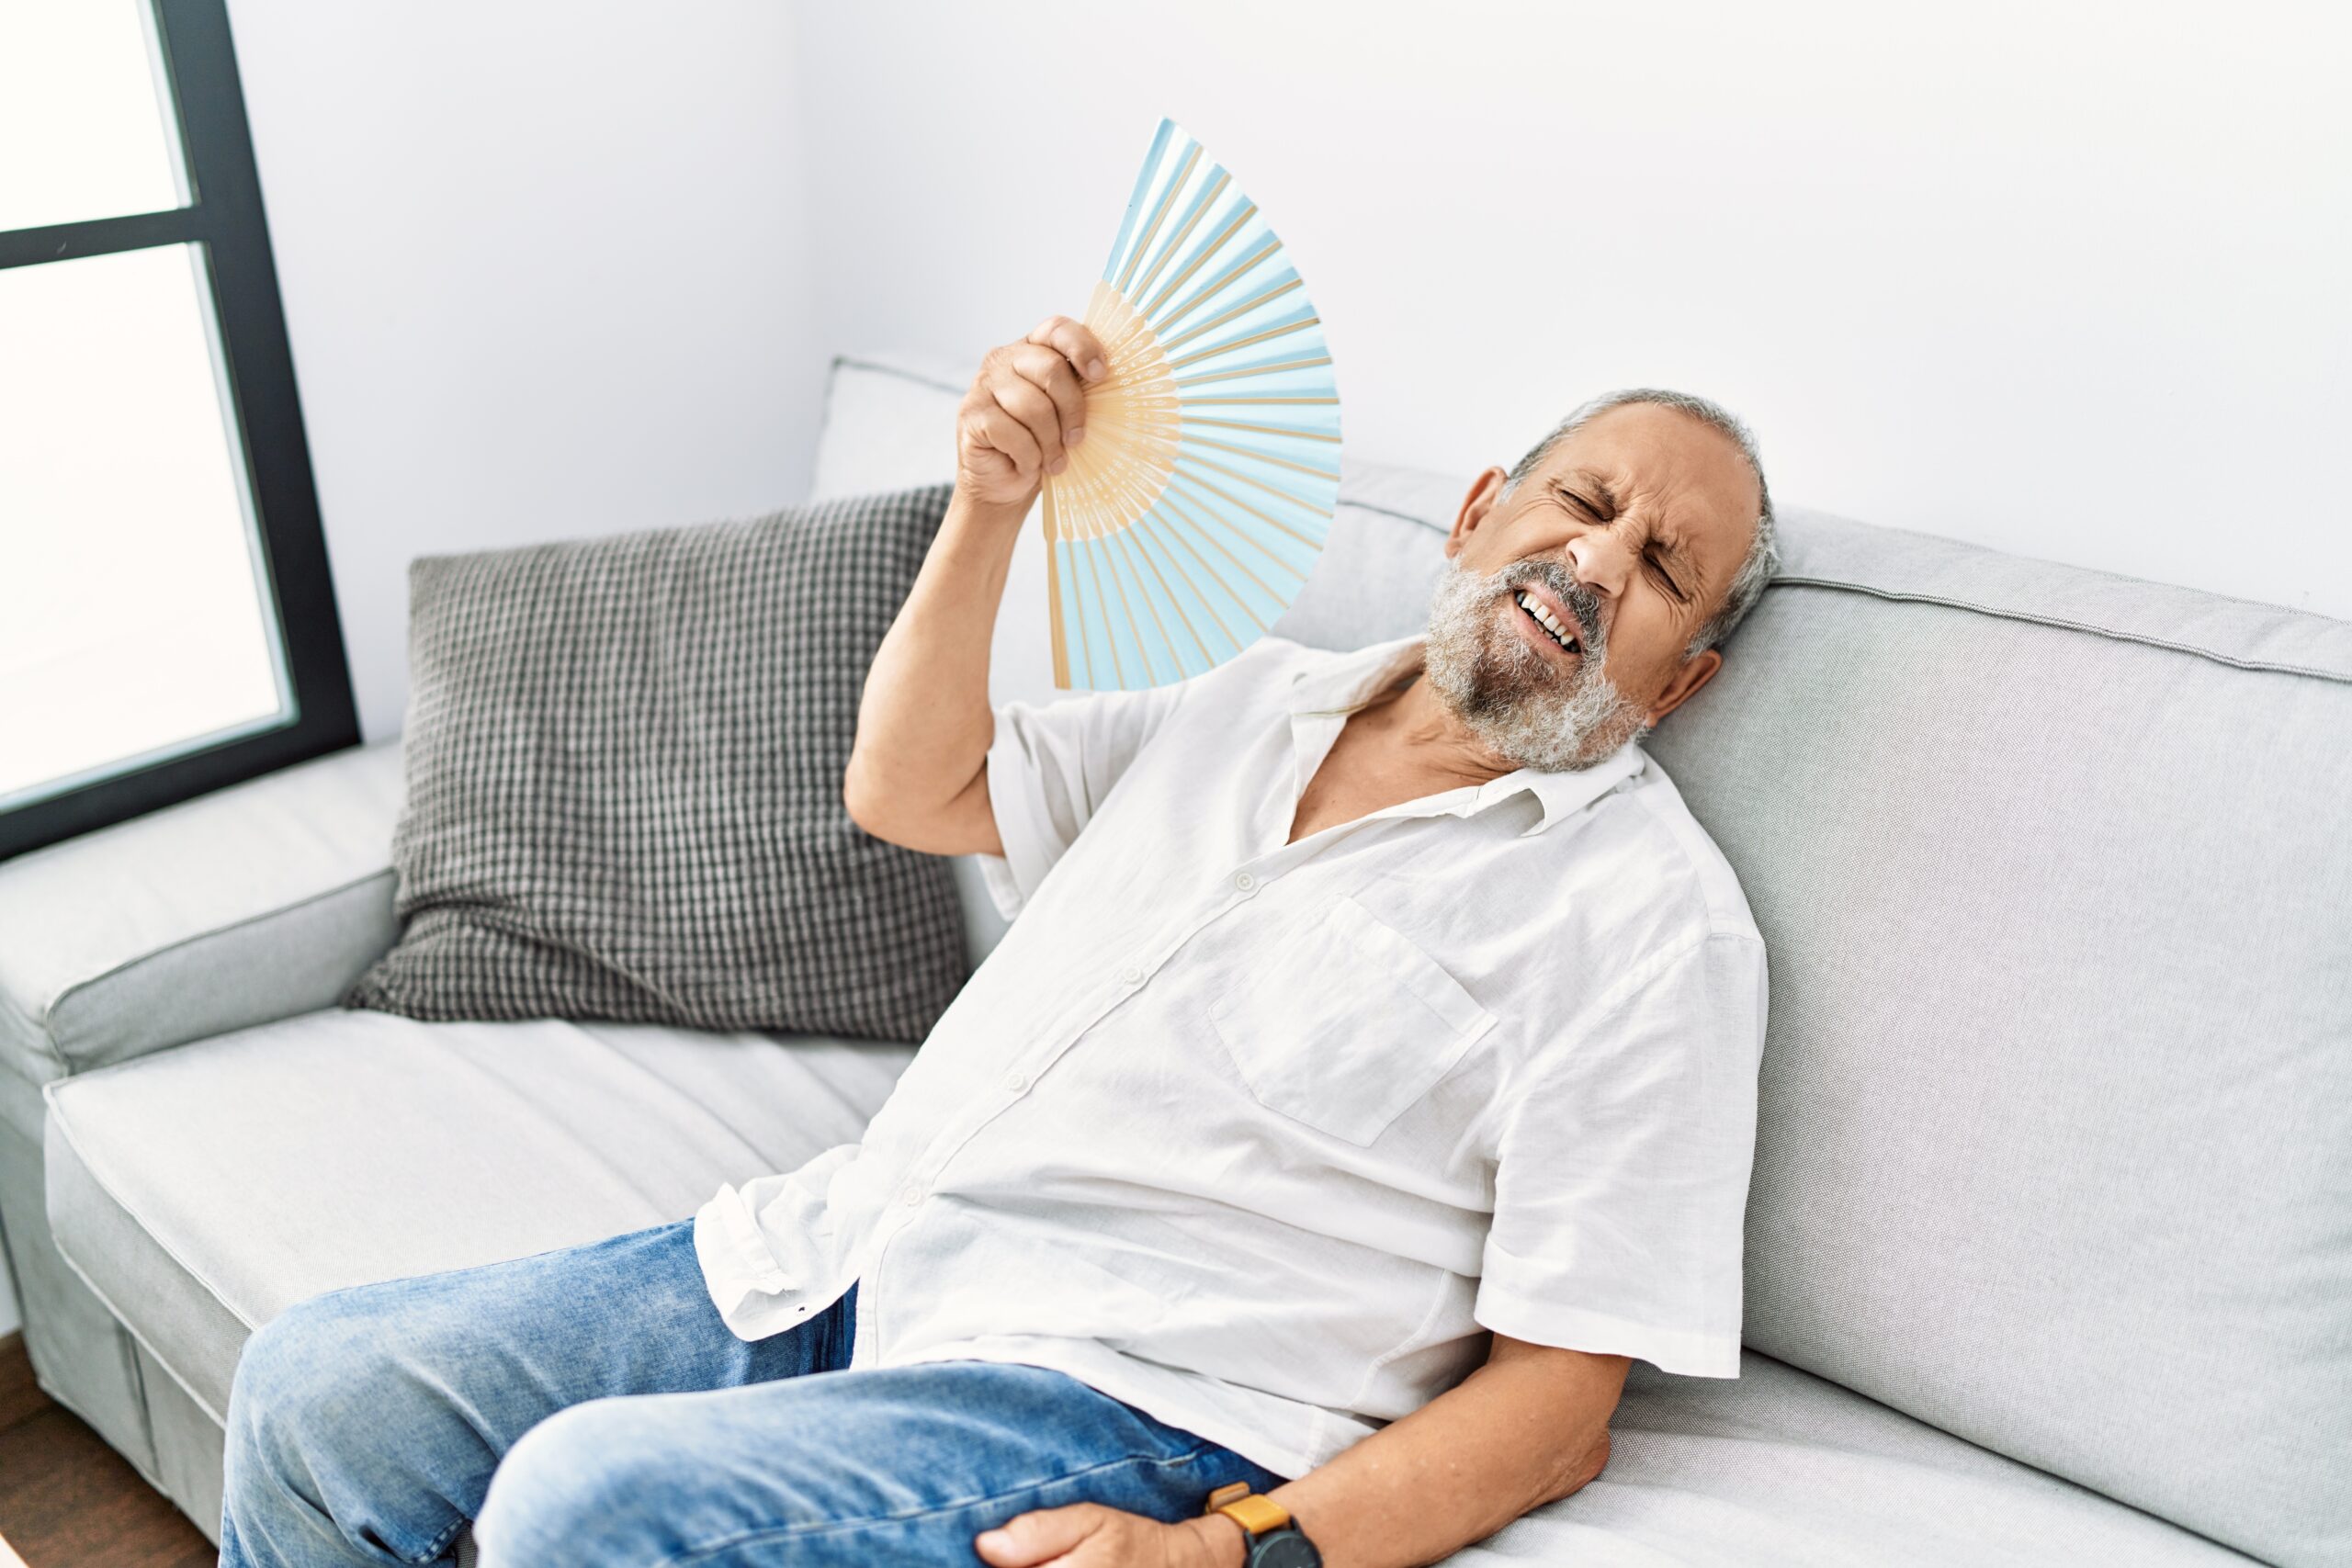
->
[[2, 353, 2346, 1567]]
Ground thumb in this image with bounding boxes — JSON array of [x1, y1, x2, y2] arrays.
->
[[976, 1503, 1112, 1566]]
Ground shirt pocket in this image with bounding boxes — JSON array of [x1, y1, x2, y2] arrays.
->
[[1206, 894, 1498, 1146]]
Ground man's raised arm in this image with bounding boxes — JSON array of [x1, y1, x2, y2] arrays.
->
[[842, 315, 1108, 857]]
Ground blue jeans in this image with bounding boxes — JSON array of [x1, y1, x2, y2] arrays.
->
[[218, 1218, 1284, 1567]]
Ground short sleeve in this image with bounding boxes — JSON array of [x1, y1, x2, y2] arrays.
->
[[1474, 930, 1768, 1377], [977, 682, 1188, 920]]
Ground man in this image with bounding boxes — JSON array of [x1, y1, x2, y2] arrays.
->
[[218, 315, 1774, 1568]]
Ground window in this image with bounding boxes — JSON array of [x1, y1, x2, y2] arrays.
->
[[0, 0, 355, 860]]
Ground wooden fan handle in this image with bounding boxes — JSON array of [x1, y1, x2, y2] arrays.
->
[[1042, 482, 1071, 689]]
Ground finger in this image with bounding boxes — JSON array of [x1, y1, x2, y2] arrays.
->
[[969, 403, 1043, 479], [961, 443, 1019, 492], [1026, 314, 1110, 384], [975, 1504, 1110, 1567], [992, 374, 1068, 474], [1010, 343, 1089, 450]]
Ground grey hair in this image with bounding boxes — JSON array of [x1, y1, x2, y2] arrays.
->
[[1500, 388, 1778, 661]]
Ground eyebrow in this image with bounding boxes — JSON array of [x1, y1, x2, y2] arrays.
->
[[1559, 468, 1620, 518], [1556, 468, 1707, 599]]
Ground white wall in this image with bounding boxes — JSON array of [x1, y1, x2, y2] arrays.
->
[[222, 1, 2350, 747], [791, 0, 2351, 622], [227, 1, 827, 742]]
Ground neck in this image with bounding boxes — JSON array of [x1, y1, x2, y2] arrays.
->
[[1363, 666, 1523, 790]]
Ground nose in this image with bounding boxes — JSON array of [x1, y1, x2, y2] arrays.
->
[[1563, 523, 1637, 604]]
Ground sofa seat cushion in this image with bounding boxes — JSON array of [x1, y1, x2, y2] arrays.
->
[[1470, 1354, 2261, 1567], [42, 1011, 2259, 1566], [42, 1006, 915, 1421]]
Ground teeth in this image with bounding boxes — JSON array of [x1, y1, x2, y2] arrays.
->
[[1515, 591, 1579, 652]]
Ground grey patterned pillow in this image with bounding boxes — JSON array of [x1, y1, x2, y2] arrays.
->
[[340, 482, 967, 1043]]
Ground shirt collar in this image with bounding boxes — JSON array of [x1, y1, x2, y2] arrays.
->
[[1285, 633, 1646, 837]]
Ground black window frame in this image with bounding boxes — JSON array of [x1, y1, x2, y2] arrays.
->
[[0, 0, 356, 861]]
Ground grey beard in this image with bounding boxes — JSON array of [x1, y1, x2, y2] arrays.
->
[[1420, 555, 1653, 773]]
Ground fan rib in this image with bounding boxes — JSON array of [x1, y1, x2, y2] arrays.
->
[[1173, 354, 1333, 388], [1091, 457, 1174, 544], [1166, 314, 1319, 372], [1114, 145, 1200, 297], [1129, 171, 1230, 308], [1163, 491, 1310, 590], [1170, 469, 1336, 561], [1159, 485, 1296, 603], [1181, 394, 1340, 406], [1077, 537, 1127, 688], [1090, 531, 1154, 684], [1143, 205, 1259, 319], [1159, 276, 1304, 353], [1184, 436, 1340, 484], [1151, 505, 1274, 636], [1099, 521, 1165, 682], [1043, 487, 1071, 689], [1062, 398, 1178, 541], [1136, 512, 1244, 651], [1069, 540, 1100, 689], [1051, 277, 1181, 542], [1176, 455, 1339, 525], [1183, 415, 1341, 445], [1061, 540, 1092, 689], [1102, 120, 1175, 288], [1123, 525, 1217, 673], [1150, 236, 1283, 336], [1104, 525, 1193, 679]]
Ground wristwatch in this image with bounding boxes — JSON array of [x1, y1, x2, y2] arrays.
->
[[1203, 1482, 1322, 1568]]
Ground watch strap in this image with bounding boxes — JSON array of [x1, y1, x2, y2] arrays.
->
[[1204, 1481, 1293, 1537]]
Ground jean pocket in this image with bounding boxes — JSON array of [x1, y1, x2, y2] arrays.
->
[[1207, 894, 1496, 1146]]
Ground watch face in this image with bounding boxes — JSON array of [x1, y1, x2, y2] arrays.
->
[[1252, 1529, 1323, 1568]]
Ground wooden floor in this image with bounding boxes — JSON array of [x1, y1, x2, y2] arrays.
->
[[0, 1333, 215, 1568]]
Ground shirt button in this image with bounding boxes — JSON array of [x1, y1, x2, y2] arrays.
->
[[1116, 963, 1144, 986], [1233, 871, 1258, 892], [1002, 1068, 1030, 1092], [899, 1182, 922, 1207]]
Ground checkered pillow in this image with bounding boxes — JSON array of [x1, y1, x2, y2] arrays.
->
[[341, 482, 968, 1043]]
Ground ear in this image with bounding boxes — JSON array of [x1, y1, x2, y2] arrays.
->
[[1443, 467, 1511, 560], [1645, 647, 1723, 725]]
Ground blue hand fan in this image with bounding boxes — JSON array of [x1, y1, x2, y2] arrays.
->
[[1041, 118, 1341, 690]]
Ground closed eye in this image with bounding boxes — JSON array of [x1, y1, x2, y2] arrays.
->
[[1555, 482, 1686, 601]]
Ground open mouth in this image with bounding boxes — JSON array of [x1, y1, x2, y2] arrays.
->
[[1510, 589, 1582, 658]]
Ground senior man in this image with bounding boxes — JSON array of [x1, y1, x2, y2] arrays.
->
[[217, 314, 1774, 1568]]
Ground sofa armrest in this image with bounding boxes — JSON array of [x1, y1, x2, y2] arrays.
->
[[0, 740, 405, 1089]]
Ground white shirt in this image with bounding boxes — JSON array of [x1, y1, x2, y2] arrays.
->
[[695, 630, 1768, 1480]]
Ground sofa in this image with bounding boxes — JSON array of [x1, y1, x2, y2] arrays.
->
[[2, 352, 2345, 1567]]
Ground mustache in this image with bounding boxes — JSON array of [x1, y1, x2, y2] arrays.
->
[[1487, 558, 1605, 653]]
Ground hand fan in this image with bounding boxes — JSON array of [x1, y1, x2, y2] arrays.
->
[[1041, 118, 1341, 690]]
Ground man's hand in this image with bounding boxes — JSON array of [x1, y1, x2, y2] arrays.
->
[[968, 1336, 1623, 1568], [975, 1503, 1245, 1568], [956, 314, 1111, 508]]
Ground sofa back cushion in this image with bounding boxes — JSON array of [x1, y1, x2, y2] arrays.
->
[[811, 354, 2352, 1567], [1646, 512, 2352, 1568]]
